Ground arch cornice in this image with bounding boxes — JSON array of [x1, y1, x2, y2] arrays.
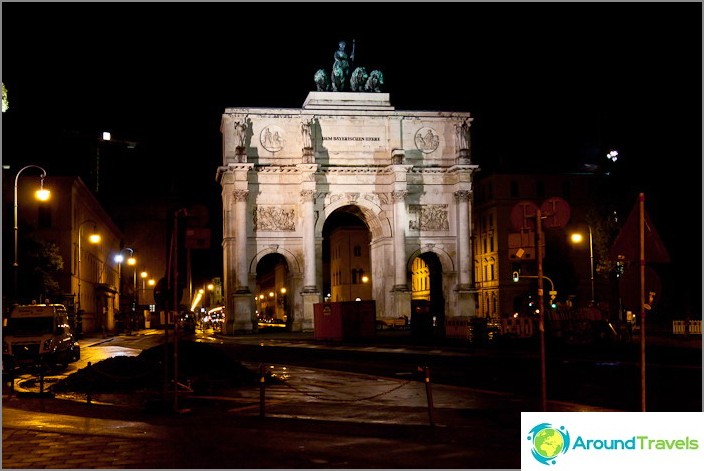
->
[[249, 245, 302, 276], [317, 196, 392, 240], [406, 244, 456, 274]]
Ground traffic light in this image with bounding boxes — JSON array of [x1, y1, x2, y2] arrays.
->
[[512, 271, 520, 282], [549, 290, 557, 309]]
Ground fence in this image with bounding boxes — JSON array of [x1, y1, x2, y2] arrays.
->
[[672, 320, 702, 335]]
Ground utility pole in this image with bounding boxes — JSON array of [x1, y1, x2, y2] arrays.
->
[[536, 208, 547, 412]]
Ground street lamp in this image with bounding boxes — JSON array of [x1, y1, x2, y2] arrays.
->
[[570, 225, 595, 305], [113, 248, 136, 296], [76, 220, 101, 315], [13, 165, 51, 302], [114, 248, 136, 331]]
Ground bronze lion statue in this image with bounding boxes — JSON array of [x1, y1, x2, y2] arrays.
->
[[350, 67, 369, 92], [314, 69, 330, 92], [364, 70, 384, 93]]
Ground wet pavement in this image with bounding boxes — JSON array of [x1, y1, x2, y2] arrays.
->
[[2, 329, 698, 469]]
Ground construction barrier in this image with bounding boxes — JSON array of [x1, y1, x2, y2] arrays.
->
[[500, 318, 534, 338]]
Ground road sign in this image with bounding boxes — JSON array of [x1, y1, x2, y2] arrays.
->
[[185, 227, 211, 249], [540, 197, 570, 228], [510, 201, 539, 231]]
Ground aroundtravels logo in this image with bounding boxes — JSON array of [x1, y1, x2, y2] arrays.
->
[[522, 412, 703, 470], [527, 422, 571, 465]]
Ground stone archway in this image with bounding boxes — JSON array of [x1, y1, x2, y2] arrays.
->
[[217, 91, 479, 334]]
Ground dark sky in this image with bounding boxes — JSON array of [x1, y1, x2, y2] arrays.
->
[[2, 2, 701, 308]]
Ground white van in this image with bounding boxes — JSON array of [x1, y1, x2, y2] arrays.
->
[[2, 304, 81, 370]]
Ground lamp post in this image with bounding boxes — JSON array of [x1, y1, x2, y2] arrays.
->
[[76, 220, 101, 315], [114, 248, 136, 332], [140, 269, 148, 304], [570, 225, 595, 305], [13, 165, 51, 302]]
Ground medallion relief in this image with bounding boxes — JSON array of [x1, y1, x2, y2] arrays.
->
[[414, 127, 440, 154], [260, 125, 285, 152]]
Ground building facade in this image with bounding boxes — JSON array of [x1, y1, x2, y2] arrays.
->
[[8, 175, 125, 333], [217, 92, 479, 333], [472, 172, 597, 320]]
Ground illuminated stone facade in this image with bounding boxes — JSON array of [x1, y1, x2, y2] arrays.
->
[[217, 92, 479, 333]]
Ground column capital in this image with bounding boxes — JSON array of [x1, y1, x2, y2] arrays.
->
[[233, 189, 249, 202], [454, 190, 472, 202], [391, 190, 408, 203], [300, 189, 316, 203]]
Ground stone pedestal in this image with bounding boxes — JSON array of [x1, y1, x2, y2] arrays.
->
[[301, 291, 321, 332], [227, 292, 255, 334], [455, 286, 477, 318], [392, 288, 412, 319]]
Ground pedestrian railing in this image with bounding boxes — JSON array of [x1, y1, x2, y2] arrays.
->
[[672, 320, 702, 335]]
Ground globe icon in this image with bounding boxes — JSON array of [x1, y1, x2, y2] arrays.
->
[[534, 428, 564, 459]]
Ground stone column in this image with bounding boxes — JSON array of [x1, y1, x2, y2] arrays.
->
[[390, 181, 411, 320], [234, 189, 249, 293], [298, 164, 320, 331], [231, 187, 254, 333], [392, 189, 408, 290], [455, 190, 471, 289], [300, 189, 317, 291], [454, 187, 476, 318]]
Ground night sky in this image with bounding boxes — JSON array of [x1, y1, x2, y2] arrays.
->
[[2, 2, 701, 311]]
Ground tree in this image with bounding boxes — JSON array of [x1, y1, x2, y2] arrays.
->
[[20, 235, 64, 302]]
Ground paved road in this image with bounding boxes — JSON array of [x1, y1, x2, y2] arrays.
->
[[2, 329, 699, 469]]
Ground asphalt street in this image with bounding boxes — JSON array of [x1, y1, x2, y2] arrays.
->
[[2, 328, 700, 469]]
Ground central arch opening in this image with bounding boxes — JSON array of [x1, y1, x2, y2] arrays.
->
[[322, 206, 372, 302]]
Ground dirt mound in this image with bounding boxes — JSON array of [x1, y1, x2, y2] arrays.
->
[[52, 341, 263, 395]]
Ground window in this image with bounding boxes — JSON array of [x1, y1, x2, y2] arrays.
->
[[353, 246, 361, 257]]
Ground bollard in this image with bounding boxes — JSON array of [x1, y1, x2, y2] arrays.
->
[[6, 368, 15, 395], [38, 363, 45, 394], [420, 366, 436, 427], [86, 362, 93, 404], [259, 364, 266, 418]]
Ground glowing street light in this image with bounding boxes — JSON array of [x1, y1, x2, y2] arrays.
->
[[113, 248, 136, 296], [140, 270, 149, 305], [570, 225, 595, 305], [114, 248, 136, 329], [77, 220, 101, 314], [13, 164, 51, 300]]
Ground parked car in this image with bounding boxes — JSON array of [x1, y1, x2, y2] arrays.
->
[[2, 304, 80, 371], [178, 311, 196, 334]]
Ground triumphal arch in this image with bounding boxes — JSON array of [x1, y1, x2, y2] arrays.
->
[[217, 86, 479, 334]]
